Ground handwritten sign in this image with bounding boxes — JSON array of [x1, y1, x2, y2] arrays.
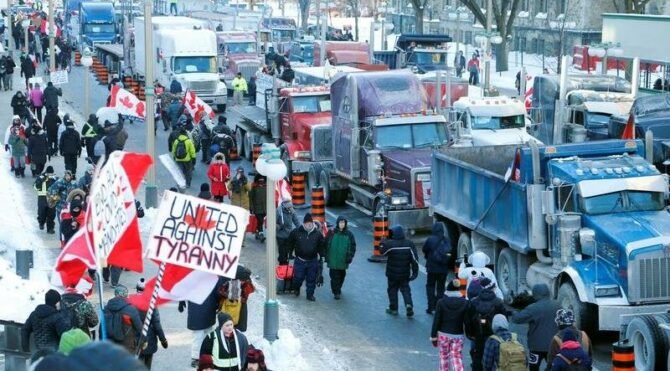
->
[[146, 192, 249, 278], [50, 70, 69, 85]]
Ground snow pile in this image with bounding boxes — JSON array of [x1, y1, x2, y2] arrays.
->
[[253, 329, 310, 371], [0, 256, 51, 323]]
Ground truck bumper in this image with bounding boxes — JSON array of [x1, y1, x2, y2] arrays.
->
[[198, 94, 228, 106], [387, 207, 432, 231], [599, 303, 670, 331]]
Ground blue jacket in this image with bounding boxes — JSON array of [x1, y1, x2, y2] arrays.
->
[[380, 226, 419, 280], [422, 222, 452, 274], [551, 340, 592, 370]]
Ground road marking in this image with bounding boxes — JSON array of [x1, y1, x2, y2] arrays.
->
[[325, 209, 359, 228]]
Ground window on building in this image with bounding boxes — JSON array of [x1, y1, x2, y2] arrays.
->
[[559, 0, 567, 14]]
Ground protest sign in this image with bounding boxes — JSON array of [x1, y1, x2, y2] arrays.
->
[[51, 70, 69, 85], [146, 191, 249, 278]]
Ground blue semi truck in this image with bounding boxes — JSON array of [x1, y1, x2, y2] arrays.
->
[[67, 1, 117, 49], [431, 140, 670, 369]]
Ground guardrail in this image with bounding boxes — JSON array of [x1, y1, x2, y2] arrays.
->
[[0, 320, 30, 371]]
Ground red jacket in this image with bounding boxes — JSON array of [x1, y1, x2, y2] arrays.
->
[[207, 160, 230, 197]]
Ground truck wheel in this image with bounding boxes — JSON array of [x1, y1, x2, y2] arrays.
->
[[308, 163, 323, 192], [495, 248, 518, 304], [216, 104, 226, 113], [457, 233, 472, 259], [557, 283, 596, 334], [626, 315, 668, 371]]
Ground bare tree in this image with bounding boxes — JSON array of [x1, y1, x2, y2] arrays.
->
[[346, 0, 361, 41], [458, 0, 522, 72], [299, 0, 311, 30], [612, 0, 652, 13], [554, 0, 574, 74], [408, 0, 430, 33]]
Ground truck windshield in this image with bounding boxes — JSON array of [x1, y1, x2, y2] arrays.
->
[[582, 191, 665, 215], [83, 24, 115, 33], [586, 113, 610, 128], [375, 122, 448, 149], [471, 114, 525, 130], [413, 51, 447, 65], [292, 95, 331, 113], [227, 42, 257, 54], [173, 57, 217, 74], [272, 29, 296, 41]]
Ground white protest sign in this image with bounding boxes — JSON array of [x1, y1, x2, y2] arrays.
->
[[50, 70, 69, 85], [146, 191, 250, 278], [159, 153, 187, 188], [90, 154, 135, 259]]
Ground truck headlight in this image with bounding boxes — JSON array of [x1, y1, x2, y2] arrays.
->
[[594, 285, 621, 297], [293, 151, 310, 160], [391, 196, 409, 205]]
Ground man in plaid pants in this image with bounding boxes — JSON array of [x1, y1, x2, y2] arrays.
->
[[430, 279, 472, 370]]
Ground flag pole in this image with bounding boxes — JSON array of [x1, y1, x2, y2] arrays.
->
[[96, 268, 107, 341], [136, 262, 167, 356]]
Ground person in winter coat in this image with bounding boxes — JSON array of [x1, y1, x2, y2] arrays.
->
[[104, 286, 142, 353], [422, 222, 453, 314], [198, 183, 213, 200], [550, 330, 592, 371], [249, 174, 267, 239], [30, 83, 44, 123], [44, 108, 62, 156], [199, 118, 213, 164], [48, 171, 77, 219], [231, 73, 247, 105], [170, 78, 183, 94], [11, 90, 29, 120], [218, 265, 255, 332], [227, 167, 251, 209], [81, 114, 99, 160], [468, 277, 507, 371], [207, 152, 230, 202], [61, 199, 85, 244], [431, 279, 472, 371], [200, 312, 249, 371], [43, 81, 63, 111], [102, 121, 129, 155], [1, 55, 16, 91], [179, 276, 226, 368], [288, 213, 326, 301], [482, 314, 526, 371], [20, 55, 35, 89], [511, 283, 561, 371], [167, 97, 182, 129], [324, 216, 356, 300], [246, 347, 269, 371], [37, 341, 148, 370], [57, 328, 91, 355], [8, 124, 28, 177], [171, 127, 196, 188], [467, 54, 480, 86], [60, 287, 99, 338], [59, 120, 82, 177], [137, 308, 168, 369], [21, 290, 70, 352], [546, 309, 592, 370], [247, 76, 257, 105], [277, 199, 300, 264], [380, 225, 419, 317], [35, 165, 58, 233], [28, 123, 49, 176], [280, 64, 295, 83]]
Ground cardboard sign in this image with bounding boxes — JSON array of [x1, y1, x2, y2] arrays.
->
[[146, 192, 249, 278], [50, 70, 69, 85]]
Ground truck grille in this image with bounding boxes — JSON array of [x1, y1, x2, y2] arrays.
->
[[311, 126, 332, 161], [237, 62, 261, 81], [628, 252, 670, 304], [187, 81, 217, 95]]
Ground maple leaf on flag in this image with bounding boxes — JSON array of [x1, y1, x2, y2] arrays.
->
[[120, 95, 134, 109], [136, 102, 145, 118], [184, 206, 217, 230]]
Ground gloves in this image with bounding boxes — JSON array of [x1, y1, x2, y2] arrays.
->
[[431, 338, 438, 347], [316, 274, 324, 287], [160, 339, 168, 349], [4, 144, 8, 152], [178, 301, 186, 313]]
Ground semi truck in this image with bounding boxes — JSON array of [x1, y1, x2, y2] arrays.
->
[[215, 31, 263, 87], [68, 1, 117, 49], [431, 139, 670, 369], [133, 16, 227, 111], [313, 70, 448, 231], [312, 41, 386, 71]]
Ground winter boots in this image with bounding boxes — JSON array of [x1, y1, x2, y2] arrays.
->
[[406, 305, 414, 318], [14, 166, 25, 178]]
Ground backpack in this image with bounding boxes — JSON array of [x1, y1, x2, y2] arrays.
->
[[472, 299, 497, 337], [491, 333, 527, 371], [431, 238, 452, 265], [104, 307, 131, 342], [556, 354, 589, 371], [61, 298, 84, 330], [174, 138, 188, 160]]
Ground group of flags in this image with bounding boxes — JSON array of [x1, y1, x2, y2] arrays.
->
[[109, 85, 215, 123]]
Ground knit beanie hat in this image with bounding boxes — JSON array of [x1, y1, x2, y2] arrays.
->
[[44, 166, 55, 175], [446, 279, 461, 292], [303, 213, 313, 223], [555, 309, 576, 327], [491, 314, 509, 331], [114, 285, 128, 298], [58, 328, 91, 355], [217, 312, 233, 327], [200, 183, 210, 192], [45, 289, 61, 307]]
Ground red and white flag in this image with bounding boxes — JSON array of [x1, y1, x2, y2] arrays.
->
[[40, 20, 62, 38], [275, 178, 292, 207], [183, 90, 215, 123], [90, 152, 153, 273], [127, 263, 220, 311], [51, 204, 96, 288], [622, 112, 636, 140], [109, 85, 146, 119]]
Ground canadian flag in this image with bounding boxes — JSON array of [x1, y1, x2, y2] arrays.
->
[[183, 90, 215, 123], [274, 178, 292, 207], [51, 204, 97, 288], [524, 75, 534, 112], [40, 20, 62, 38], [127, 263, 220, 311], [109, 85, 146, 119]]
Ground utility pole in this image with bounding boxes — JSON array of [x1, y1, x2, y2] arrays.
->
[[144, 0, 157, 208], [48, 0, 55, 72], [8, 9, 14, 56], [484, 0, 492, 95]]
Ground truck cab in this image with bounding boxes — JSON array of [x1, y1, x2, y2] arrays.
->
[[395, 34, 452, 73], [562, 90, 633, 142], [260, 17, 297, 54], [450, 96, 542, 146], [216, 31, 262, 87], [312, 41, 385, 71], [78, 2, 117, 48]]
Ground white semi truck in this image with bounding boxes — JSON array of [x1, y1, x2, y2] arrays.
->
[[133, 16, 227, 111]]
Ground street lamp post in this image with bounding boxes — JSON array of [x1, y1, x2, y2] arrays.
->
[[588, 42, 623, 75], [475, 32, 503, 96], [144, 0, 158, 208], [255, 143, 288, 342], [81, 48, 94, 119], [48, 0, 55, 72]]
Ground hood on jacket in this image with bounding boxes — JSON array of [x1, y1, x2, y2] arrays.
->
[[106, 296, 131, 312], [532, 283, 550, 301], [335, 216, 348, 231], [492, 314, 509, 331], [34, 303, 60, 318], [390, 225, 405, 240], [431, 222, 445, 237]]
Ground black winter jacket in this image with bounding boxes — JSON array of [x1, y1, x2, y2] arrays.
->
[[28, 131, 49, 164], [187, 276, 226, 330], [380, 226, 419, 280], [21, 304, 69, 351], [422, 222, 452, 274], [139, 309, 167, 355], [288, 225, 325, 261], [20, 57, 35, 78], [431, 294, 473, 337], [60, 128, 81, 156], [469, 288, 507, 339], [104, 297, 142, 341], [511, 284, 561, 352], [11, 94, 28, 116], [43, 85, 62, 109], [44, 111, 61, 138]]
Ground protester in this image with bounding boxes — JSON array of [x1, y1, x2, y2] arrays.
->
[[60, 285, 99, 338], [249, 174, 267, 240], [288, 213, 326, 301], [8, 123, 28, 177], [454, 51, 466, 78], [381, 225, 418, 317], [104, 285, 142, 353], [30, 82, 44, 123], [11, 90, 29, 120], [227, 166, 251, 209], [511, 283, 561, 371], [43, 81, 63, 112], [482, 314, 527, 371], [199, 312, 250, 370], [277, 199, 300, 264], [550, 330, 592, 371], [430, 279, 472, 371], [81, 114, 99, 160], [324, 216, 356, 300], [21, 289, 70, 352], [468, 277, 507, 371], [546, 309, 592, 370], [28, 123, 49, 176], [60, 119, 81, 176], [57, 328, 91, 355], [198, 183, 213, 200], [198, 354, 215, 371], [167, 96, 182, 129], [137, 308, 168, 369], [33, 341, 147, 370], [34, 166, 58, 233], [422, 222, 452, 314], [171, 125, 196, 188], [44, 108, 61, 156], [20, 54, 35, 89], [47, 169, 76, 221], [199, 117, 212, 164], [170, 77, 182, 94], [232, 72, 248, 106], [468, 54, 480, 86], [247, 76, 257, 105], [207, 152, 230, 202], [218, 265, 254, 332], [0, 54, 16, 90]]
